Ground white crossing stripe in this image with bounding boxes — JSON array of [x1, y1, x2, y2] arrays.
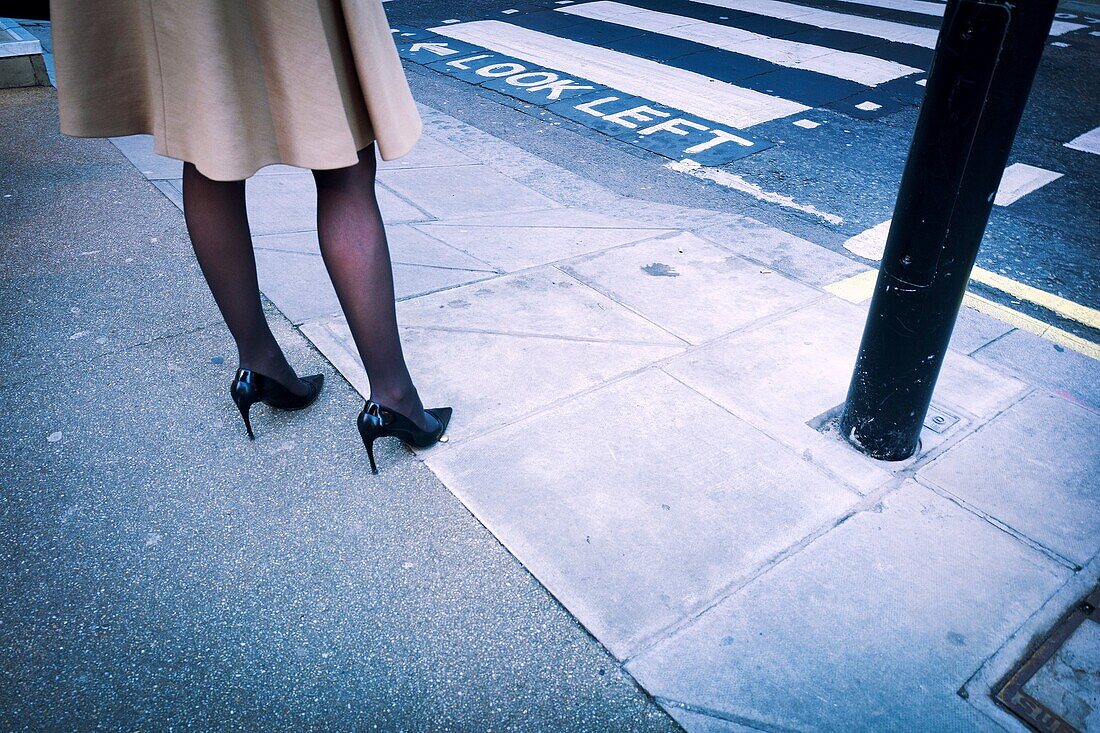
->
[[557, 2, 921, 85], [684, 0, 940, 47], [829, 0, 1088, 36], [429, 20, 810, 128], [832, 0, 952, 15], [1065, 126, 1100, 156], [994, 163, 1063, 206]]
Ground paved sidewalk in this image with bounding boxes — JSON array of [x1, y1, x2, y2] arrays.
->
[[8, 39, 1100, 726], [103, 93, 1100, 731], [0, 86, 682, 732]]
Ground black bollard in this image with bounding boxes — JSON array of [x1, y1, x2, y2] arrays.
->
[[840, 0, 1059, 461]]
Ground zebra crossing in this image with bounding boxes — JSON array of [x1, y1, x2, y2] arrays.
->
[[393, 0, 954, 167], [391, 0, 1100, 191], [394, 0, 1092, 191]]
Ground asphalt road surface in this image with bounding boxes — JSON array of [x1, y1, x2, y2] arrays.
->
[[386, 0, 1100, 351]]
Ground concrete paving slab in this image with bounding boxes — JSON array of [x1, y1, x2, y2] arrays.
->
[[663, 297, 891, 494], [934, 351, 1029, 421], [298, 315, 372, 399], [963, 555, 1100, 732], [920, 392, 1100, 567], [438, 207, 678, 230], [664, 707, 767, 733], [397, 267, 685, 345], [412, 221, 673, 272], [241, 172, 319, 234], [562, 232, 821, 345], [379, 132, 478, 169], [237, 173, 431, 236], [627, 481, 1071, 733], [413, 106, 738, 232], [109, 138, 442, 234], [391, 261, 496, 301], [388, 224, 499, 272], [425, 369, 859, 658], [693, 218, 868, 289], [378, 163, 560, 220], [948, 305, 1016, 356], [255, 247, 494, 325], [662, 295, 1028, 486], [974, 328, 1100, 410], [254, 249, 342, 325], [253, 225, 497, 273], [252, 229, 322, 256], [300, 316, 682, 439]]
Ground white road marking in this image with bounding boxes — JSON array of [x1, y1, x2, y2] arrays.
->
[[831, 0, 949, 15], [840, 162, 1056, 256], [844, 164, 1063, 258], [667, 158, 844, 224], [557, 2, 920, 85], [844, 164, 1065, 264], [828, 0, 1087, 35], [1065, 126, 1100, 155], [855, 101, 882, 110], [793, 119, 820, 128], [843, 219, 892, 259], [430, 20, 809, 128], [684, 0, 939, 47], [994, 163, 1063, 206]]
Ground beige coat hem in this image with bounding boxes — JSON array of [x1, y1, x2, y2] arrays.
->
[[51, 0, 423, 182]]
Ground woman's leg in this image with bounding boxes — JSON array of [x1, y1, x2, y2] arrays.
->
[[181, 162, 308, 396], [312, 145, 433, 431]]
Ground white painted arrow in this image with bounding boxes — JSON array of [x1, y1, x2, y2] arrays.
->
[[408, 42, 461, 56]]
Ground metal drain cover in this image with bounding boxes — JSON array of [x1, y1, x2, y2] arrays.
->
[[995, 584, 1100, 733]]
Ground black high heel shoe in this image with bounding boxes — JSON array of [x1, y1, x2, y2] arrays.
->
[[357, 401, 453, 474], [230, 367, 324, 439]]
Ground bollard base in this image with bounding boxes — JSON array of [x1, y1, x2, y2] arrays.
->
[[809, 401, 963, 465], [839, 417, 920, 462]]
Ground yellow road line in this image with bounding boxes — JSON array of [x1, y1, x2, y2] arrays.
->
[[821, 269, 1099, 361], [963, 293, 1100, 360], [824, 269, 878, 303], [970, 266, 1100, 331]]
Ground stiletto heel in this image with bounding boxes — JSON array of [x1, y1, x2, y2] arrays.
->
[[229, 368, 324, 439], [357, 404, 384, 474], [356, 400, 452, 473], [362, 435, 379, 474], [235, 397, 256, 440]]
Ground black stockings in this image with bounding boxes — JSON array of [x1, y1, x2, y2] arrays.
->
[[312, 146, 430, 430], [182, 146, 430, 428], [182, 162, 309, 397]]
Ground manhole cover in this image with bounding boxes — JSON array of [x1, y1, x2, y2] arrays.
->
[[995, 584, 1100, 732]]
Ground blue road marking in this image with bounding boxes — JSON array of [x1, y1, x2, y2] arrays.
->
[[481, 72, 606, 106], [427, 52, 523, 85], [398, 0, 946, 169]]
